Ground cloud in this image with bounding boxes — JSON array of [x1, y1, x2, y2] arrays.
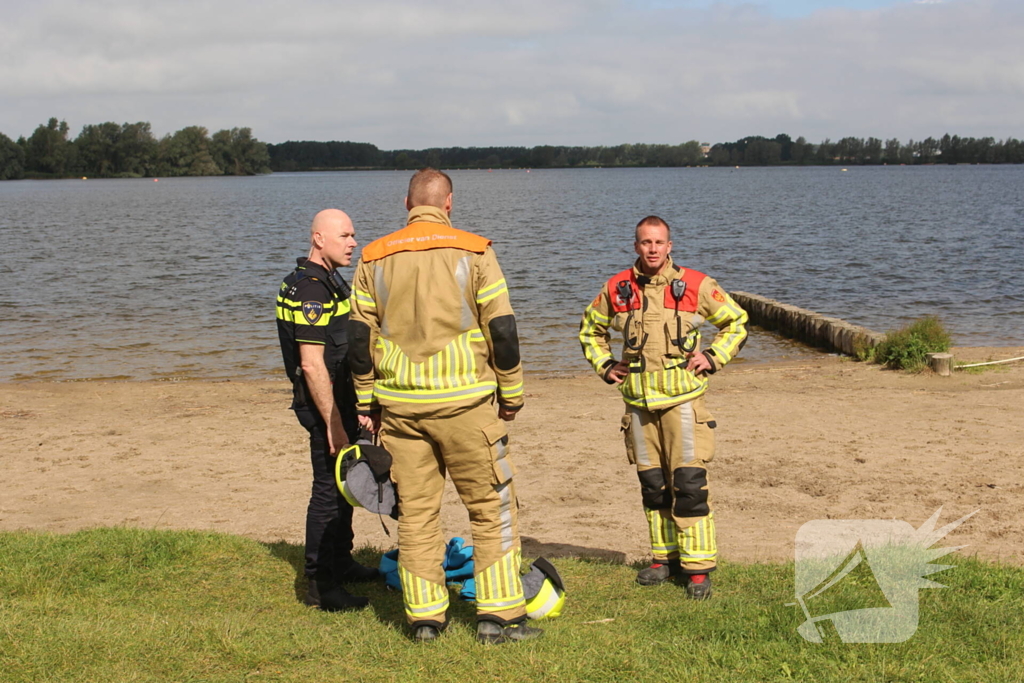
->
[[1, 0, 1021, 146]]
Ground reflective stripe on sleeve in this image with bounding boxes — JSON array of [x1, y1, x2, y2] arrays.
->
[[475, 279, 508, 304]]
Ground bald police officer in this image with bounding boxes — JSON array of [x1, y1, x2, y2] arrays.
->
[[276, 209, 378, 611]]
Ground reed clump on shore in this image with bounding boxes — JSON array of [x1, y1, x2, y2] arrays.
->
[[873, 316, 952, 372]]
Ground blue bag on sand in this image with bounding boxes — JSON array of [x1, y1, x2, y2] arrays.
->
[[379, 549, 402, 591]]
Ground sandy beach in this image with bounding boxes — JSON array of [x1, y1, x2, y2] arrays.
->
[[2, 346, 1022, 565]]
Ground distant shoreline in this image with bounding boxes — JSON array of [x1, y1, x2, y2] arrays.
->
[[8, 161, 1024, 182]]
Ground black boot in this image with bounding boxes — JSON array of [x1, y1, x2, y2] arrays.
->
[[337, 561, 380, 583], [477, 620, 544, 644], [636, 558, 680, 586], [305, 580, 369, 611]]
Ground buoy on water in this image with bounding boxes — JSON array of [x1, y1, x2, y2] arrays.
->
[[841, 168, 848, 172], [81, 176, 87, 180], [154, 178, 159, 182]]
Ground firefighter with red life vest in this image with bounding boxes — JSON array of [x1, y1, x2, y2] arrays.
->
[[579, 215, 748, 599]]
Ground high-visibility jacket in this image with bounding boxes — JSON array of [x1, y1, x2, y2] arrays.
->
[[349, 206, 524, 418], [580, 257, 748, 410], [275, 257, 353, 410]]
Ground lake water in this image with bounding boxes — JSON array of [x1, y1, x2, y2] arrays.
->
[[1, 166, 1022, 381]]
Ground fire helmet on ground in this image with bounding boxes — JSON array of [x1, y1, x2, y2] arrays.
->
[[521, 557, 566, 619], [334, 439, 398, 519]]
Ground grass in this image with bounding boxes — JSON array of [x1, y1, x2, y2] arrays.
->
[[2, 528, 1023, 682], [873, 316, 952, 372]]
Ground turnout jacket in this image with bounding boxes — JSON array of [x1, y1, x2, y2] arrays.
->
[[579, 256, 748, 410], [349, 206, 524, 418]]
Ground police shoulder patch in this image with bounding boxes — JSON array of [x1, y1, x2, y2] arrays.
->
[[712, 289, 726, 303], [302, 301, 324, 324]]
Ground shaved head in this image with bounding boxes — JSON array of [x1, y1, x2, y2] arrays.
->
[[309, 208, 357, 269], [407, 167, 453, 209], [310, 208, 352, 241]]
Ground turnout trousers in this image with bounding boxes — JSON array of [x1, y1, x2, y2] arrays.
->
[[380, 401, 526, 627], [622, 395, 718, 574]]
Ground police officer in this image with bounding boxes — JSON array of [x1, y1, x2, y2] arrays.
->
[[276, 209, 378, 611], [579, 216, 748, 600]]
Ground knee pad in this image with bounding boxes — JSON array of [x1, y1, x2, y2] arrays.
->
[[637, 469, 671, 510], [672, 467, 710, 517]]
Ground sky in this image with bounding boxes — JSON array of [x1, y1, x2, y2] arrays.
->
[[1, 0, 1021, 148]]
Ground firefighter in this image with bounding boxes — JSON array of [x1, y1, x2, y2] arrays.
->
[[579, 215, 748, 599], [275, 209, 378, 612], [349, 168, 541, 644]]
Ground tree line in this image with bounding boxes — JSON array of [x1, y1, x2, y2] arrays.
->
[[267, 141, 709, 170], [0, 118, 271, 180], [4, 121, 1023, 181], [707, 134, 1024, 166], [266, 134, 1023, 170]]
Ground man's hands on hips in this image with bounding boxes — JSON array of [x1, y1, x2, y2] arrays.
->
[[686, 352, 712, 374], [604, 360, 629, 385]]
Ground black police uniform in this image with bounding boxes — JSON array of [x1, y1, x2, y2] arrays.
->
[[276, 257, 360, 589]]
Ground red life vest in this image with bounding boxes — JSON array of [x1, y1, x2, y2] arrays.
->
[[605, 266, 707, 313]]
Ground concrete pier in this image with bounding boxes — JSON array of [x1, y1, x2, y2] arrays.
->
[[730, 291, 885, 357]]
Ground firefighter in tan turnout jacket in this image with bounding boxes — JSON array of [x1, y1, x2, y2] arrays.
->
[[349, 169, 541, 644], [579, 216, 748, 599]]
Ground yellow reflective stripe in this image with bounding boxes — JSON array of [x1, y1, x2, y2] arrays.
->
[[354, 289, 376, 307], [646, 507, 678, 554], [475, 549, 525, 611], [337, 298, 351, 315], [373, 330, 494, 404], [277, 296, 336, 310], [710, 307, 748, 363], [499, 382, 523, 399], [620, 370, 708, 409], [399, 564, 449, 618], [580, 304, 613, 374], [356, 388, 373, 403], [375, 382, 497, 404], [679, 513, 717, 562], [706, 300, 742, 325], [475, 279, 507, 304]]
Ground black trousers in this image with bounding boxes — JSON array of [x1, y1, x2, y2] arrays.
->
[[294, 406, 359, 583]]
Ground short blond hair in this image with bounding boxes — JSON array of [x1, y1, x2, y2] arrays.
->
[[408, 167, 452, 208]]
